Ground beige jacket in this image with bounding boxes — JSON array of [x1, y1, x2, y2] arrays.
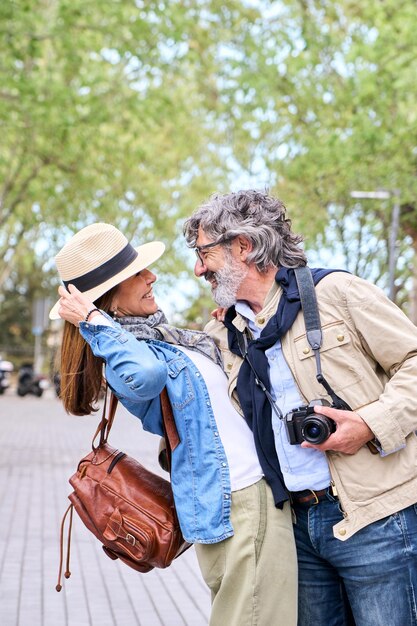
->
[[205, 271, 417, 540]]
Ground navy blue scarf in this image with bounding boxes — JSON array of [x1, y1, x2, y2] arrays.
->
[[223, 267, 339, 506]]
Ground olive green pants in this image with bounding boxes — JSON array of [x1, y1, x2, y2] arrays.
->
[[194, 478, 297, 626]]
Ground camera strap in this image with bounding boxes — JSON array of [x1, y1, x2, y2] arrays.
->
[[236, 330, 284, 420], [233, 266, 351, 419], [294, 267, 352, 411]]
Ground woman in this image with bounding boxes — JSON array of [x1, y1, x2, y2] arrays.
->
[[51, 222, 297, 626]]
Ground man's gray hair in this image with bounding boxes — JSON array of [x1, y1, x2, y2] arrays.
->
[[183, 189, 307, 271]]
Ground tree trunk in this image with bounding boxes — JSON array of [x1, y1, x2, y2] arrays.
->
[[409, 237, 417, 325]]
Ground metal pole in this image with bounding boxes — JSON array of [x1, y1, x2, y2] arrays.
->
[[34, 331, 43, 374], [388, 189, 401, 302], [32, 298, 50, 374]]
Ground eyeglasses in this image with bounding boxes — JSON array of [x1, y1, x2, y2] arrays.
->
[[193, 236, 232, 265]]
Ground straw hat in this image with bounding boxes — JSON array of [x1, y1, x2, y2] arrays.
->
[[49, 223, 165, 319]]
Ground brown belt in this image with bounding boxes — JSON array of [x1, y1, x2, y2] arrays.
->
[[290, 487, 333, 505]]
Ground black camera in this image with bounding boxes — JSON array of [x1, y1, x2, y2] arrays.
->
[[284, 399, 336, 445]]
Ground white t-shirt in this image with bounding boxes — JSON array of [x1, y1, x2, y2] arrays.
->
[[177, 346, 263, 492]]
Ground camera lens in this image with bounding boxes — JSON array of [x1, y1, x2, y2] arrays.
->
[[302, 415, 335, 444]]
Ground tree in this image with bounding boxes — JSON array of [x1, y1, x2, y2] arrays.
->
[[218, 0, 417, 304], [0, 0, 265, 283], [1, 0, 416, 342], [0, 0, 267, 346]]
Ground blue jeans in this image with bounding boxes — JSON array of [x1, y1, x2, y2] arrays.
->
[[292, 493, 417, 626]]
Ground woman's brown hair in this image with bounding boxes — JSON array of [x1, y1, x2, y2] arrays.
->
[[59, 287, 118, 415]]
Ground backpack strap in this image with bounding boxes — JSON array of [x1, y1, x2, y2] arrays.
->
[[159, 387, 180, 472], [93, 386, 180, 464], [91, 388, 118, 450]]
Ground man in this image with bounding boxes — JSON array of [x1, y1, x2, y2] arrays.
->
[[183, 189, 417, 626]]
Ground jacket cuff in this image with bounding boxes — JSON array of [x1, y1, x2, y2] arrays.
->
[[357, 400, 406, 455]]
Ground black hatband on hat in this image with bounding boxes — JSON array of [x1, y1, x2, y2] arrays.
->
[[63, 243, 138, 293]]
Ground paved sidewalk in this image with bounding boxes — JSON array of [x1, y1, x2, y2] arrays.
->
[[0, 392, 210, 626]]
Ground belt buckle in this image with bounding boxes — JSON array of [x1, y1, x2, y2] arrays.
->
[[290, 489, 321, 505], [306, 489, 320, 505]]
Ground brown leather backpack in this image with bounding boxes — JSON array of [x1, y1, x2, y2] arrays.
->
[[56, 388, 190, 591]]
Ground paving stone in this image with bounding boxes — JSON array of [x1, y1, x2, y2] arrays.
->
[[0, 392, 210, 626]]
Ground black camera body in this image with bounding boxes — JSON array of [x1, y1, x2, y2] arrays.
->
[[284, 399, 335, 445]]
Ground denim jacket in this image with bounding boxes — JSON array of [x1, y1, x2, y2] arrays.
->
[[79, 319, 233, 544]]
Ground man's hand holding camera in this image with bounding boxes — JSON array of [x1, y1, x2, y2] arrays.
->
[[301, 404, 374, 455]]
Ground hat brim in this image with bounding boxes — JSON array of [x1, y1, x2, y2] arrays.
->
[[49, 241, 165, 320]]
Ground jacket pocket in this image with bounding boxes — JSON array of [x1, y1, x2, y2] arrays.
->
[[330, 436, 417, 505], [166, 357, 195, 410], [294, 321, 362, 393]]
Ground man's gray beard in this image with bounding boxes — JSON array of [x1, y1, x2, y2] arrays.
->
[[211, 259, 248, 308]]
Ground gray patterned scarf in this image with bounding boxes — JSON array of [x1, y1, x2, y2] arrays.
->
[[118, 310, 223, 367]]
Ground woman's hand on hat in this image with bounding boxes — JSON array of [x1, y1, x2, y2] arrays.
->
[[57, 284, 96, 326]]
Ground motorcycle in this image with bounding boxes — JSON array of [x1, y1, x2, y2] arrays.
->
[[17, 363, 49, 397], [0, 357, 14, 395]]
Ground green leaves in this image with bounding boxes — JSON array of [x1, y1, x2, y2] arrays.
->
[[1, 0, 416, 345]]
